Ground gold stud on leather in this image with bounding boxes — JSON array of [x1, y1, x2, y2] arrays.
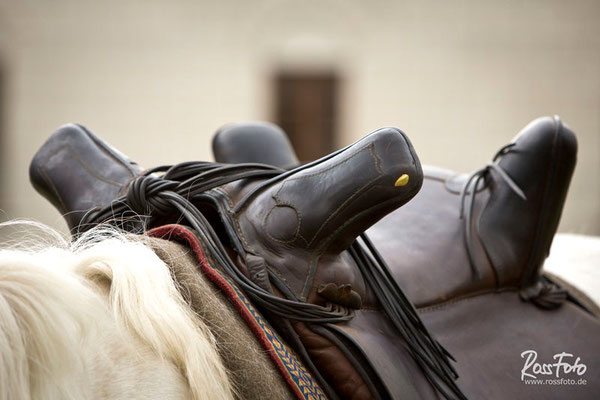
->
[[395, 174, 409, 187]]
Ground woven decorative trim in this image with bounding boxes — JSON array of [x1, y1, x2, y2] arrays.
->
[[147, 224, 327, 400]]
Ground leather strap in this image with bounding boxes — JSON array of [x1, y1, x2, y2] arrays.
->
[[79, 159, 466, 400]]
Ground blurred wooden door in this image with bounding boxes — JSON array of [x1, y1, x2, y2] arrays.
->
[[275, 73, 337, 162]]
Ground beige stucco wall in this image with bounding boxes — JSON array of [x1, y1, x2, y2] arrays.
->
[[0, 0, 598, 235]]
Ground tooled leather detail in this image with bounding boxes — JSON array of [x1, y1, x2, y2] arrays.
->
[[213, 186, 305, 297], [271, 143, 384, 250], [297, 146, 387, 300], [242, 143, 389, 301], [308, 178, 381, 249], [213, 187, 256, 253], [64, 145, 132, 186], [369, 145, 384, 175], [264, 204, 305, 245], [213, 186, 309, 298]]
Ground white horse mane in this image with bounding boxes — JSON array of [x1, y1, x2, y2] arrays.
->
[[0, 221, 234, 400]]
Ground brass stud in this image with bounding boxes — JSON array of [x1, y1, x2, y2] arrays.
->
[[395, 174, 409, 187]]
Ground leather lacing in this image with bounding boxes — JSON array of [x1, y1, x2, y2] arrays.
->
[[80, 160, 467, 400], [459, 143, 526, 279], [519, 277, 567, 309], [458, 143, 567, 309]]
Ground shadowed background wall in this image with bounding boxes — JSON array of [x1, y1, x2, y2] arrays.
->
[[0, 0, 598, 235]]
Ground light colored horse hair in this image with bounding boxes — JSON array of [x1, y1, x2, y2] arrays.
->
[[0, 221, 234, 400]]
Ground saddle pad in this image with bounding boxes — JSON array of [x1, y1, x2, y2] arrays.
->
[[147, 224, 328, 400], [141, 235, 292, 399]]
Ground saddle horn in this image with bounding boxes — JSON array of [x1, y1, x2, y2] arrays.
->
[[212, 121, 299, 168], [29, 124, 143, 232], [233, 127, 423, 256]]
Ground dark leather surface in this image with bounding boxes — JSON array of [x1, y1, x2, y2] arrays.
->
[[332, 310, 439, 399], [367, 170, 495, 306], [368, 116, 577, 306], [213, 116, 578, 308], [30, 123, 432, 399], [29, 118, 598, 400], [212, 127, 427, 398], [419, 291, 600, 399], [219, 127, 422, 302], [213, 122, 299, 168], [206, 116, 596, 399], [482, 117, 577, 288], [29, 124, 142, 231]]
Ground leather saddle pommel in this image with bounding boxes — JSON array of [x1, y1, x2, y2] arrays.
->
[[235, 127, 423, 258], [29, 124, 142, 232]]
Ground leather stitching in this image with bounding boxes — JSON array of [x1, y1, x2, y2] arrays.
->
[[369, 145, 384, 175], [78, 125, 138, 176], [273, 144, 381, 248], [214, 186, 234, 208], [312, 177, 381, 248], [299, 146, 386, 299], [214, 187, 255, 252], [264, 204, 302, 244], [313, 144, 389, 251], [284, 142, 370, 182], [417, 287, 519, 313], [64, 145, 126, 186]]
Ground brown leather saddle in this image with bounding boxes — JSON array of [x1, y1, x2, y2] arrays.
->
[[29, 118, 600, 399], [213, 118, 575, 308]]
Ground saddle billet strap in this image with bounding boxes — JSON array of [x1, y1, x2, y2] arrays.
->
[[78, 161, 466, 400]]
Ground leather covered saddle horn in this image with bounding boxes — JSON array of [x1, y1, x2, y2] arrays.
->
[[213, 121, 299, 169], [29, 123, 144, 232]]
